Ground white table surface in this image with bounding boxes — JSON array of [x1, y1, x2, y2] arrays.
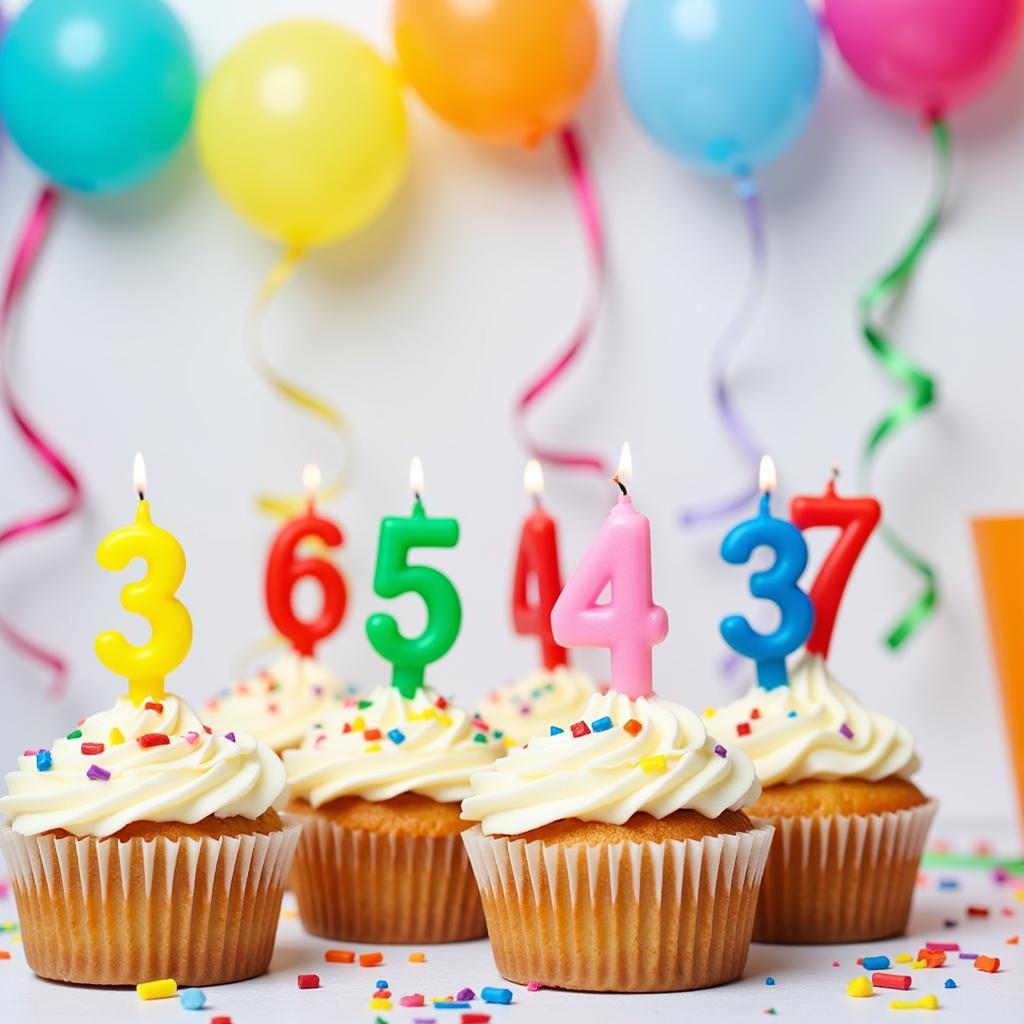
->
[[1, 833, 1021, 1023]]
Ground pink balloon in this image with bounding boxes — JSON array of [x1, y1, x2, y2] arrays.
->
[[824, 0, 1021, 115]]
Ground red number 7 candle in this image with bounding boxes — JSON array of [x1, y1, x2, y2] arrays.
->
[[551, 444, 668, 698], [512, 459, 569, 671], [265, 464, 348, 657], [790, 468, 881, 660]]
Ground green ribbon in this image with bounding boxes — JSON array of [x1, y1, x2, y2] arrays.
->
[[920, 851, 1024, 874], [858, 117, 951, 650]]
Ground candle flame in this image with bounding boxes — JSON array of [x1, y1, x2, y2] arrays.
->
[[759, 454, 777, 494], [133, 452, 147, 499], [302, 463, 321, 498], [409, 456, 424, 497], [523, 458, 544, 497], [615, 442, 633, 485]]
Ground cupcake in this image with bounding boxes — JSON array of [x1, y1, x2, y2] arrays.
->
[[711, 652, 936, 943], [284, 682, 503, 944], [477, 665, 598, 744], [461, 689, 774, 992], [0, 691, 297, 986], [204, 650, 357, 755]]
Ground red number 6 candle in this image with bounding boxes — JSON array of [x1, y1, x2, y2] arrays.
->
[[264, 464, 347, 657], [790, 468, 881, 660]]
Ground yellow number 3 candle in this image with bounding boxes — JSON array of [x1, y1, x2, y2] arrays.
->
[[95, 453, 193, 705]]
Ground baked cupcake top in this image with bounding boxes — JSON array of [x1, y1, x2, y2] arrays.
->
[[709, 653, 920, 788], [203, 651, 357, 752], [477, 666, 598, 744], [285, 684, 504, 806], [0, 693, 286, 838], [461, 689, 760, 836]]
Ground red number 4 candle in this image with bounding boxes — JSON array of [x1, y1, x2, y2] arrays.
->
[[512, 460, 568, 671], [790, 468, 881, 660]]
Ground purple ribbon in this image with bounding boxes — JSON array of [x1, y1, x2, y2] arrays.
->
[[681, 175, 768, 526]]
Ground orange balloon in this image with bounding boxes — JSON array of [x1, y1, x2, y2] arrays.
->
[[393, 0, 599, 147]]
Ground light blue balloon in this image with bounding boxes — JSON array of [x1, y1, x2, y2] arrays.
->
[[0, 0, 197, 193], [617, 0, 821, 175]]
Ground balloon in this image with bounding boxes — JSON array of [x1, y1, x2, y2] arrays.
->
[[393, 0, 599, 147], [617, 0, 821, 176], [0, 0, 197, 193], [197, 21, 408, 249], [824, 0, 1020, 115]]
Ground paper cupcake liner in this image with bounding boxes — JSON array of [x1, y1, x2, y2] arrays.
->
[[290, 813, 487, 943], [0, 816, 300, 986], [462, 821, 775, 992], [751, 798, 938, 944]]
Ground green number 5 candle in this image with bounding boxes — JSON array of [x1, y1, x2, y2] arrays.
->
[[366, 458, 461, 697]]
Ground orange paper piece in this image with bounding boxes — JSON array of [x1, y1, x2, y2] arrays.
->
[[972, 517, 1024, 840]]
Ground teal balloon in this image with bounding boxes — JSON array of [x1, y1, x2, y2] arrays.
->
[[617, 0, 822, 175], [0, 0, 197, 193]]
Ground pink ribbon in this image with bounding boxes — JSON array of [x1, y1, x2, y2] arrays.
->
[[0, 186, 82, 698], [513, 125, 609, 476]]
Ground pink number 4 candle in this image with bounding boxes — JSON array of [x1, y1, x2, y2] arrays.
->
[[551, 444, 668, 699]]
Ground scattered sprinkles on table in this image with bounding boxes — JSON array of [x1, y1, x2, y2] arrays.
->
[[137, 978, 177, 1001]]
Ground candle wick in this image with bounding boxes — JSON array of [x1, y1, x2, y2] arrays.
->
[[136, 490, 145, 502], [532, 494, 542, 510], [613, 476, 628, 497]]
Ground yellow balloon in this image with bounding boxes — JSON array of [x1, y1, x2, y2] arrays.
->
[[197, 21, 408, 248]]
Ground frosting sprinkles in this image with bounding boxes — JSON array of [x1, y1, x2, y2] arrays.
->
[[477, 666, 597, 744], [203, 650, 358, 752], [462, 690, 760, 836], [711, 653, 919, 787], [285, 685, 503, 806], [0, 693, 286, 837]]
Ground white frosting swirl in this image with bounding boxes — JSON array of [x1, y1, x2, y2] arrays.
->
[[710, 653, 920, 787], [285, 684, 503, 806], [478, 666, 598, 743], [0, 692, 287, 838], [204, 652, 356, 752], [462, 690, 760, 836]]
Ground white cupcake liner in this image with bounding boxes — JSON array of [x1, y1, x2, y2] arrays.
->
[[291, 812, 487, 943], [462, 821, 775, 992], [752, 798, 938, 943], [0, 815, 300, 986]]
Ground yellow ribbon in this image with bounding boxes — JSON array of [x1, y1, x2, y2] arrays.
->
[[239, 246, 355, 676], [246, 245, 357, 519]]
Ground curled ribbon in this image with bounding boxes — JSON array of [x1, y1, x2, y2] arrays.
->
[[0, 186, 83, 698], [513, 124, 608, 476], [858, 117, 950, 650], [241, 246, 354, 675], [246, 246, 356, 519], [681, 174, 768, 526]]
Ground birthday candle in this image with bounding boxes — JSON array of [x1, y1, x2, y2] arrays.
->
[[551, 444, 668, 699], [720, 455, 814, 690], [366, 458, 461, 698], [95, 453, 192, 705]]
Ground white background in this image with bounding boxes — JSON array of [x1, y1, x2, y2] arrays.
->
[[1, 0, 1023, 830]]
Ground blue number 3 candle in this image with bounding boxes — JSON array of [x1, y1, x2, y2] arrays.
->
[[720, 455, 814, 690]]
